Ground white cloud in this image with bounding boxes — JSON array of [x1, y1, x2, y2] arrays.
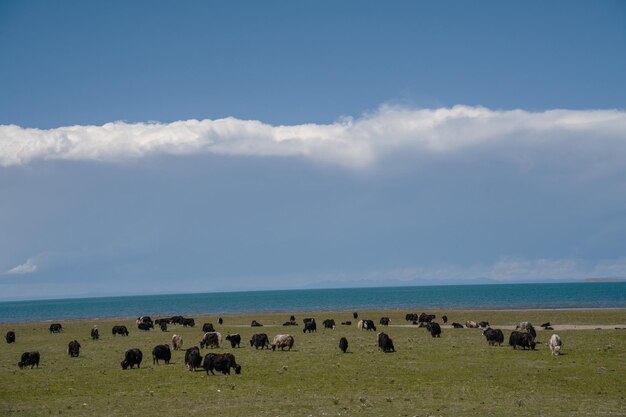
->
[[1, 105, 625, 171], [5, 258, 38, 275]]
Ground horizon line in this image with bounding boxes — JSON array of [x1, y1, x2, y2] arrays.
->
[[2, 278, 624, 304]]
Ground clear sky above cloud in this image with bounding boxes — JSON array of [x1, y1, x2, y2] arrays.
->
[[1, 1, 625, 300]]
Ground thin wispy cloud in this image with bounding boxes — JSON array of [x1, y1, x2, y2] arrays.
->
[[1, 105, 625, 171], [5, 258, 38, 275]]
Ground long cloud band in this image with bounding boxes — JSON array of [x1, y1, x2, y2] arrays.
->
[[1, 105, 625, 168]]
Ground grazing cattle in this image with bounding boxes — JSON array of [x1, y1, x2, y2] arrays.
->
[[516, 322, 537, 340], [182, 318, 195, 327], [451, 322, 464, 328], [271, 334, 295, 351], [121, 348, 143, 369], [170, 316, 184, 325], [426, 322, 442, 338], [283, 318, 298, 326], [509, 331, 536, 350], [340, 321, 352, 326], [202, 323, 215, 333], [218, 317, 223, 325], [465, 321, 479, 328], [200, 332, 222, 349], [112, 325, 129, 336], [483, 328, 505, 346], [323, 319, 336, 329], [184, 347, 202, 371], [152, 344, 171, 364], [6, 331, 16, 344], [549, 334, 562, 356], [67, 340, 81, 357], [377, 332, 395, 353], [225, 334, 241, 348], [251, 320, 263, 327], [303, 318, 314, 324], [379, 317, 390, 326], [540, 322, 551, 328], [172, 334, 183, 350], [136, 316, 153, 326], [405, 313, 418, 322], [303, 319, 317, 333], [250, 333, 270, 349], [90, 326, 99, 340], [339, 337, 348, 353], [478, 321, 490, 329], [358, 320, 377, 331], [353, 312, 358, 319], [155, 318, 168, 330], [442, 315, 448, 324], [49, 323, 62, 333], [419, 313, 436, 323], [203, 353, 241, 375], [18, 351, 40, 369], [138, 322, 153, 331]]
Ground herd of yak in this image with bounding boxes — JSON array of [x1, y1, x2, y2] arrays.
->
[[5, 311, 563, 374]]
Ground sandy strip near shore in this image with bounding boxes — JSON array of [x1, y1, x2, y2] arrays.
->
[[511, 324, 625, 330], [389, 324, 626, 330], [215, 323, 626, 330]]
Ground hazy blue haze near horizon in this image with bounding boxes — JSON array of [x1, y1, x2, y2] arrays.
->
[[1, 282, 624, 323]]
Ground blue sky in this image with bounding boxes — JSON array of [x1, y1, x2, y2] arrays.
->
[[1, 1, 625, 300]]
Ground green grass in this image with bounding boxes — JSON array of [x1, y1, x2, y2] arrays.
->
[[1, 309, 625, 417]]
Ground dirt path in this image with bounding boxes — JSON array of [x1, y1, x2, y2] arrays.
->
[[392, 324, 626, 330]]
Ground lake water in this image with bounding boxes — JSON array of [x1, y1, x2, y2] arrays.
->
[[0, 282, 624, 323]]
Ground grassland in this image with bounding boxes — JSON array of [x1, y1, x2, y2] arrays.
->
[[1, 309, 625, 417]]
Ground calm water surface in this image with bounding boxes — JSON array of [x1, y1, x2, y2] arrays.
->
[[0, 282, 624, 323]]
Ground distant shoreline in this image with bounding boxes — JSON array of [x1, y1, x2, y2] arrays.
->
[[3, 307, 626, 326], [581, 278, 626, 283], [3, 307, 626, 325]]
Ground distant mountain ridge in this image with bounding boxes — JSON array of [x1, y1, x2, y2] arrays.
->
[[582, 277, 626, 283]]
